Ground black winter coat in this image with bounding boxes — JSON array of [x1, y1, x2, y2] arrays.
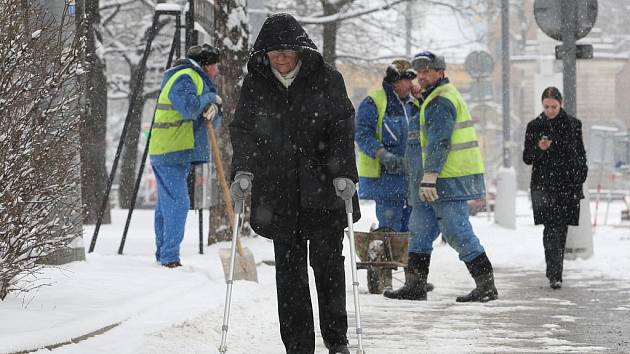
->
[[230, 14, 360, 241], [523, 109, 587, 226]]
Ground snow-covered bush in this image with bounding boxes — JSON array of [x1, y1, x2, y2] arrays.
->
[[0, 0, 83, 300]]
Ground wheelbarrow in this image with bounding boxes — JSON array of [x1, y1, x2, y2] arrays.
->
[[353, 230, 409, 294]]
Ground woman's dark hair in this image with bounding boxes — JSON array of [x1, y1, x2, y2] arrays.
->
[[541, 86, 563, 103]]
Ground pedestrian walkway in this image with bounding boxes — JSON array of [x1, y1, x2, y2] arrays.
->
[[11, 207, 627, 354], [348, 266, 630, 353]]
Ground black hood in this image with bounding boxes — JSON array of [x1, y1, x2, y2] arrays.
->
[[249, 13, 323, 75]]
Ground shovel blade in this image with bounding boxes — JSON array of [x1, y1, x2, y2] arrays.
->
[[219, 246, 258, 282]]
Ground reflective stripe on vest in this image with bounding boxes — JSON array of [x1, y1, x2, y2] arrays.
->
[[357, 90, 419, 178], [148, 68, 204, 156], [419, 83, 484, 178]]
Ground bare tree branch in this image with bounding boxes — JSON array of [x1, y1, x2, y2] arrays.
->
[[251, 0, 407, 24], [100, 0, 138, 11], [1, 0, 83, 300]]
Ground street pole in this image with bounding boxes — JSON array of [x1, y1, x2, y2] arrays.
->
[[494, 0, 517, 229], [501, 0, 510, 167], [405, 0, 412, 57], [560, 0, 593, 260], [561, 0, 577, 116], [185, 0, 197, 50]]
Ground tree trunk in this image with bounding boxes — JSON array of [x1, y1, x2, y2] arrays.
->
[[209, 0, 250, 244], [320, 0, 354, 67], [118, 62, 146, 209], [321, 20, 338, 66], [80, 0, 110, 224]]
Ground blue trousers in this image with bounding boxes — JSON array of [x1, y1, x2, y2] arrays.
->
[[375, 199, 412, 232], [408, 200, 485, 262], [153, 163, 191, 264]]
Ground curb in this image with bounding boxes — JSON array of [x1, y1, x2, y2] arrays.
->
[[10, 322, 121, 354]]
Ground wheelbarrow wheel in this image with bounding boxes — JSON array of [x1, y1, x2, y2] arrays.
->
[[367, 267, 393, 294]]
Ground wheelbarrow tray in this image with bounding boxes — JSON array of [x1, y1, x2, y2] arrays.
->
[[353, 231, 409, 269]]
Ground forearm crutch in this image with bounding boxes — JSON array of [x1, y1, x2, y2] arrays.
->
[[335, 179, 365, 354], [218, 180, 248, 353]]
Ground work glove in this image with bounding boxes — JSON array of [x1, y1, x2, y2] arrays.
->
[[213, 95, 223, 113], [378, 149, 406, 175], [230, 171, 253, 202], [203, 103, 218, 122], [419, 172, 439, 203], [214, 95, 223, 107], [333, 177, 356, 201]]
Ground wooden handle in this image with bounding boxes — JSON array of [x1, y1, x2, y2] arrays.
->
[[207, 121, 244, 256]]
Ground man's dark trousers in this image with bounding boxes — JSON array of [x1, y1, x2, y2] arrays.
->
[[272, 226, 348, 354]]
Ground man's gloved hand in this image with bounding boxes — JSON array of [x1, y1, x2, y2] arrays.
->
[[419, 172, 439, 202], [333, 177, 356, 200], [213, 95, 223, 112], [203, 104, 218, 122], [378, 149, 405, 175], [230, 172, 253, 202]]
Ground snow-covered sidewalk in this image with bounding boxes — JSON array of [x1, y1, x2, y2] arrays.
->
[[1, 196, 629, 353]]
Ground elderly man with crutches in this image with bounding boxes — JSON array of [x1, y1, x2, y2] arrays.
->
[[227, 13, 365, 354]]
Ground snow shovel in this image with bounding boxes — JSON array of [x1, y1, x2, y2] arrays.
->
[[335, 179, 365, 354], [207, 121, 258, 282]]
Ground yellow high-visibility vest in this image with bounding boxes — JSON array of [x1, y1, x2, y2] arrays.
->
[[419, 83, 484, 177], [357, 89, 419, 178], [149, 68, 204, 156]]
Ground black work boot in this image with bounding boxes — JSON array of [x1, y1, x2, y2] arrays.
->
[[396, 269, 435, 291], [383, 253, 430, 300], [456, 253, 498, 303], [162, 261, 182, 268]]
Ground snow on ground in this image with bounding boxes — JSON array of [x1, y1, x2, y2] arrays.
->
[[1, 194, 629, 353]]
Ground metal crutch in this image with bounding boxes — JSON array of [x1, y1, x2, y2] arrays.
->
[[335, 179, 366, 354], [218, 179, 248, 353]]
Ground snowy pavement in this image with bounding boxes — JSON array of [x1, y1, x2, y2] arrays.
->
[[1, 196, 630, 353]]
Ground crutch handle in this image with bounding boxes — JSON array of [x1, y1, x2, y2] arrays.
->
[[239, 177, 250, 191], [333, 177, 356, 213]]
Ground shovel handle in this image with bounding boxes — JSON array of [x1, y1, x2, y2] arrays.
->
[[207, 121, 244, 256]]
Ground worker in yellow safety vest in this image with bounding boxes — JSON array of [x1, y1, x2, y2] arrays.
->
[[384, 51, 498, 303], [355, 59, 418, 233], [148, 44, 222, 268]]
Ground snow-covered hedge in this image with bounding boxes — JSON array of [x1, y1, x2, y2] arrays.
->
[[0, 0, 83, 300]]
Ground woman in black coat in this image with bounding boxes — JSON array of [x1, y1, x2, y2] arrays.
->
[[523, 87, 587, 290], [229, 13, 360, 354]]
